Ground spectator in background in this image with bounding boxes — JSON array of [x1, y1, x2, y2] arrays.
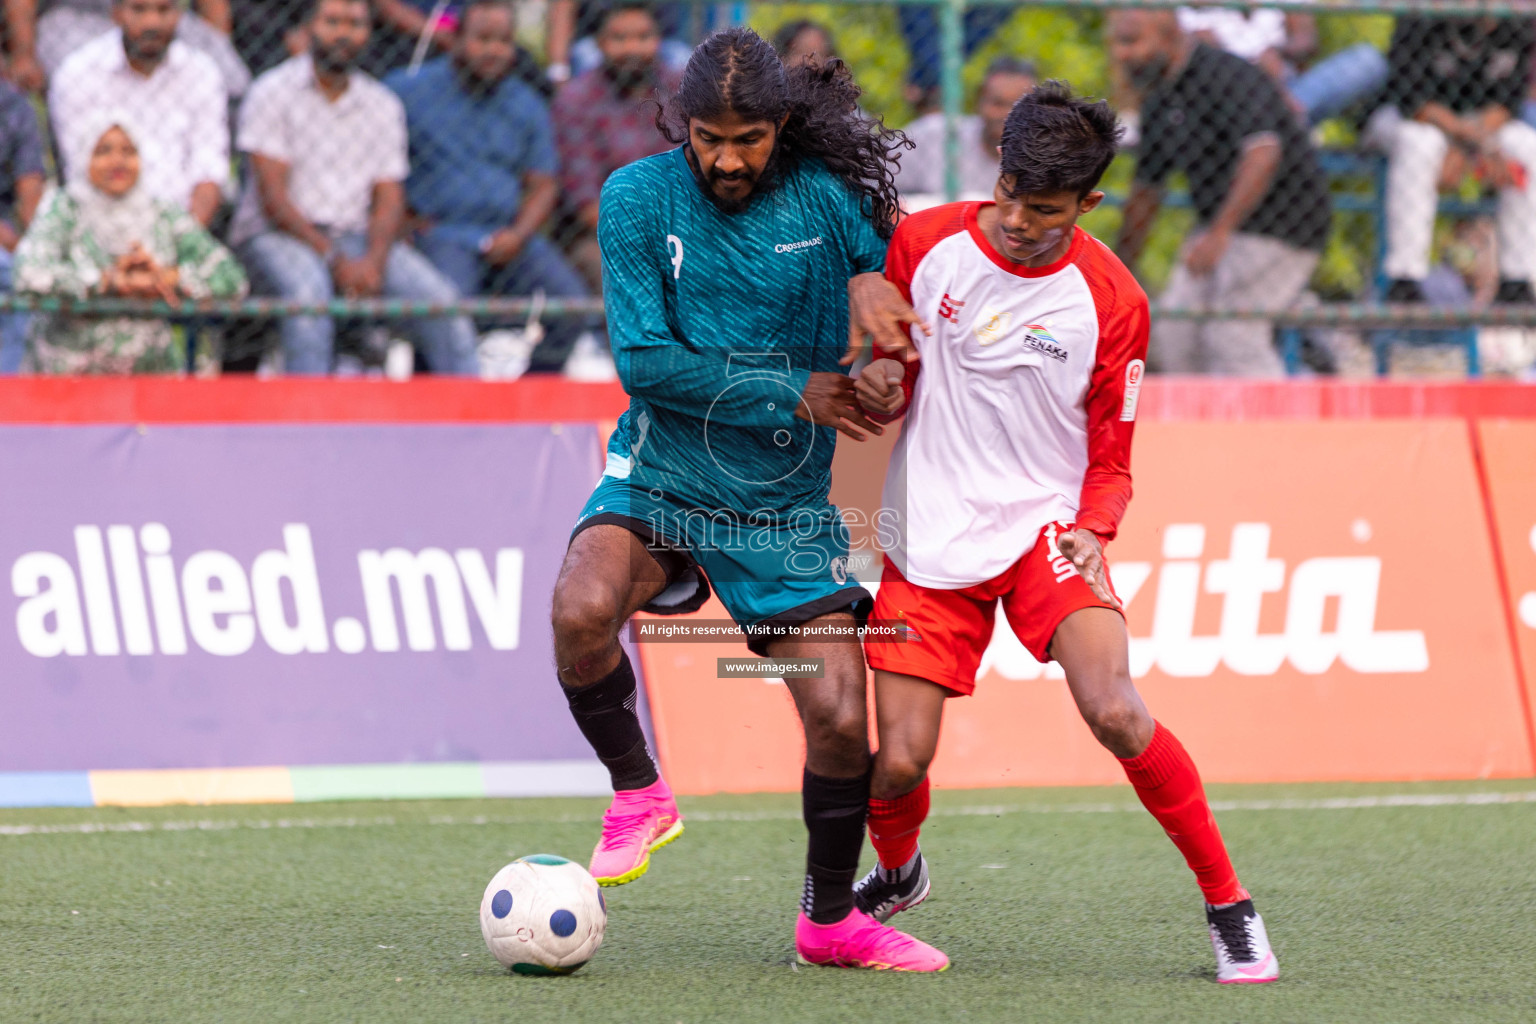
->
[[0, 79, 47, 374], [546, 0, 690, 85], [553, 0, 679, 293], [896, 58, 1035, 202], [774, 19, 834, 69], [8, 0, 250, 97], [1110, 10, 1331, 377], [1367, 16, 1536, 304], [15, 113, 246, 374], [1177, 4, 1387, 126], [231, 0, 477, 375], [899, 6, 1012, 111], [388, 0, 589, 374], [228, 0, 309, 77], [49, 0, 231, 227]]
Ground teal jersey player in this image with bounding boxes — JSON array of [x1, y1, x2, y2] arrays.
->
[[596, 147, 886, 514], [553, 27, 949, 974], [574, 147, 887, 633]]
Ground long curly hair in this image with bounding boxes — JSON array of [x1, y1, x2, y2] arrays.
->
[[657, 27, 908, 239]]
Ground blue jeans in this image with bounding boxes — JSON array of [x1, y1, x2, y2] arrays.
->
[[899, 6, 1014, 94], [415, 224, 592, 373], [0, 248, 32, 374], [238, 231, 478, 376], [1289, 43, 1390, 126]]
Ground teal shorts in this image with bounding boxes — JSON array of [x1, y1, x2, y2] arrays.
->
[[572, 473, 872, 656]]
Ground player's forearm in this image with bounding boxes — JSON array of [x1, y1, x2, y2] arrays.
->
[[509, 174, 558, 242], [1209, 139, 1279, 237], [195, 0, 232, 34], [188, 183, 222, 228], [1114, 184, 1161, 269], [366, 182, 406, 268], [6, 0, 37, 55], [619, 346, 811, 429], [547, 0, 575, 66], [1075, 471, 1133, 541]]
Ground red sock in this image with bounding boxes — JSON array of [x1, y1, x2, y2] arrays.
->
[[1118, 722, 1247, 906], [868, 777, 930, 870]]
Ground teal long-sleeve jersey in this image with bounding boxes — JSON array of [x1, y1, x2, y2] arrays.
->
[[598, 147, 887, 514]]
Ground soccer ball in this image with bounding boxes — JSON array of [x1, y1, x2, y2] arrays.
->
[[479, 854, 607, 975]]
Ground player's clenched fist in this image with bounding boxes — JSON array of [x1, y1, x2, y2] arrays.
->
[[1056, 529, 1121, 609], [854, 358, 907, 416], [797, 371, 885, 441]]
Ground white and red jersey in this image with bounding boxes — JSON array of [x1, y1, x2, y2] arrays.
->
[[877, 202, 1149, 590]]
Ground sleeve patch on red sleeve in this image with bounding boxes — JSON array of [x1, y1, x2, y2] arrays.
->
[[1119, 359, 1145, 422]]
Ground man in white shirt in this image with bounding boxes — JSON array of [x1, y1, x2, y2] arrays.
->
[[230, 0, 477, 376], [895, 58, 1035, 206], [48, 0, 230, 225], [8, 0, 250, 98]]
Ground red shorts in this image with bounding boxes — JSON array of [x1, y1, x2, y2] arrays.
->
[[865, 521, 1122, 696]]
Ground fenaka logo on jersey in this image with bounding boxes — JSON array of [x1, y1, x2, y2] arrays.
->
[[1120, 359, 1145, 421], [937, 292, 966, 324], [1021, 323, 1068, 362], [975, 310, 1014, 346]]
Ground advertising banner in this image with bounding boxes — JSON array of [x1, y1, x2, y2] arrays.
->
[[0, 423, 620, 803], [638, 420, 1533, 794], [1476, 420, 1536, 740]]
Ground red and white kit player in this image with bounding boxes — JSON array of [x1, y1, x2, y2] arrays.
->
[[850, 82, 1279, 983]]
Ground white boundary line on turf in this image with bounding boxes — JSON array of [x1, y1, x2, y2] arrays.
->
[[2, 790, 1535, 837]]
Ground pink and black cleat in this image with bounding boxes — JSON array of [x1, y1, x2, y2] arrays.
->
[[1207, 899, 1280, 984], [795, 908, 950, 972], [588, 777, 684, 887]]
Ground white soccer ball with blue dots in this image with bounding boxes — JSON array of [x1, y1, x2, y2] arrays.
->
[[479, 854, 607, 975]]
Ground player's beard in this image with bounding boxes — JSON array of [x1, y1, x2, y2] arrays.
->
[[688, 138, 784, 216], [313, 39, 361, 76], [602, 57, 656, 96]]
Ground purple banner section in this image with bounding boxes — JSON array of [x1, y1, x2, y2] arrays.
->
[[0, 423, 627, 772]]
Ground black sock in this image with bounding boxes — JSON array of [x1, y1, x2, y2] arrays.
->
[[800, 767, 872, 924], [560, 650, 659, 792]]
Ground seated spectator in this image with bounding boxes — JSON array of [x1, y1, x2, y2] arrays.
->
[[0, 79, 47, 374], [15, 113, 247, 374], [388, 0, 588, 373], [1177, 4, 1387, 126], [1110, 10, 1331, 377], [229, 0, 309, 78], [48, 0, 231, 227], [230, 0, 477, 375], [774, 19, 835, 69], [896, 58, 1036, 202], [9, 0, 250, 97], [1366, 16, 1536, 304], [547, 0, 690, 85], [553, 0, 680, 293]]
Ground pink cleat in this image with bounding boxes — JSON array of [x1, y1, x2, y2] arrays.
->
[[795, 909, 950, 972], [588, 777, 684, 886]]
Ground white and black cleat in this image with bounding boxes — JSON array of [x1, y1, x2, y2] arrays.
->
[[853, 852, 932, 924], [1206, 898, 1280, 984]]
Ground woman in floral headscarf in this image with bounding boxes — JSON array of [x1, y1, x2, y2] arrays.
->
[[13, 110, 247, 374]]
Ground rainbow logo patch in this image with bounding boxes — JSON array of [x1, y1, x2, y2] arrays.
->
[[1022, 323, 1069, 362]]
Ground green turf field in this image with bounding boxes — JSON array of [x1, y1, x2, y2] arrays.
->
[[6, 779, 1536, 1023]]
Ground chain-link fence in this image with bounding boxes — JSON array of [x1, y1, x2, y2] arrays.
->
[[1, 0, 1534, 378]]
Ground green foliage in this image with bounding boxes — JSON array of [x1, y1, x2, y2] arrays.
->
[[747, 5, 913, 122]]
